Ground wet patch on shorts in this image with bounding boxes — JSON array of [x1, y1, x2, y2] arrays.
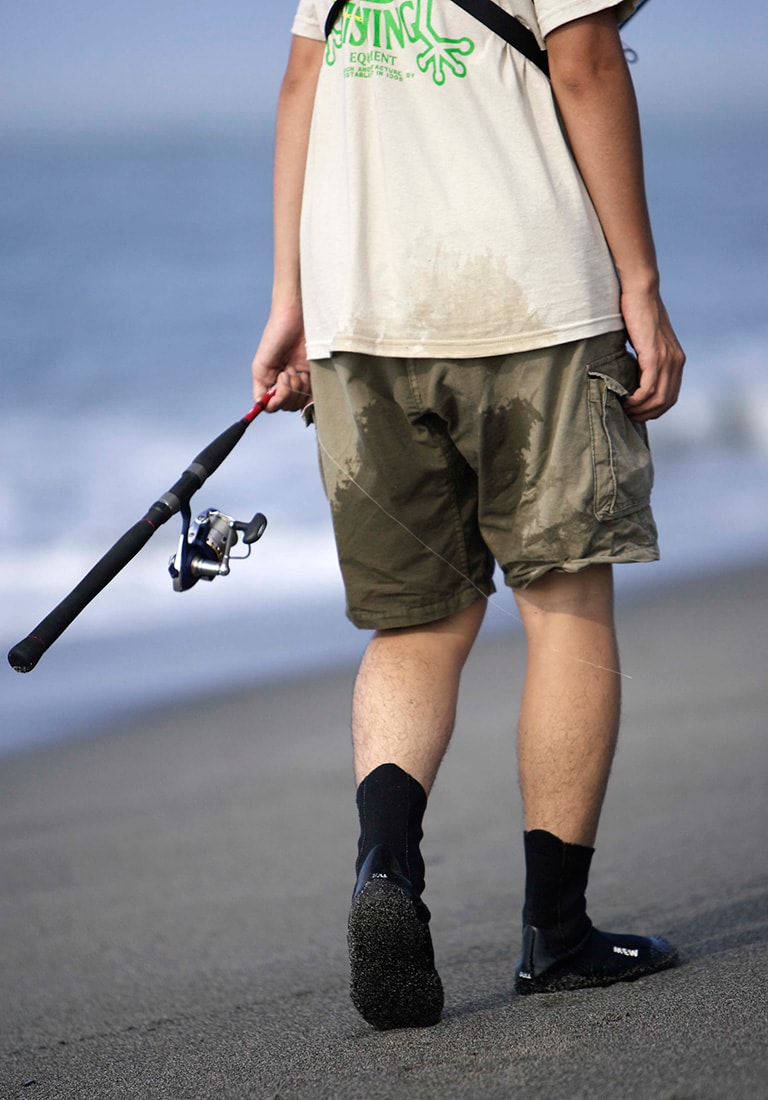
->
[[310, 336, 659, 627]]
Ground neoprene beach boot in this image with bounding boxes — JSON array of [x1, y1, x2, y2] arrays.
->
[[514, 829, 678, 995], [347, 763, 443, 1029]]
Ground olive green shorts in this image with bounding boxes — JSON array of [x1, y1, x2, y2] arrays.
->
[[310, 331, 658, 630]]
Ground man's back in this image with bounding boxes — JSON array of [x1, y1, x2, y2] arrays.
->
[[293, 0, 629, 361]]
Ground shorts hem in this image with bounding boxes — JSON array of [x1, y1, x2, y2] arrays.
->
[[345, 583, 495, 631], [504, 549, 660, 590]]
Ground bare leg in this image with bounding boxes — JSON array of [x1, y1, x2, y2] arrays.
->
[[352, 599, 486, 792], [514, 565, 621, 847], [348, 601, 484, 1029]]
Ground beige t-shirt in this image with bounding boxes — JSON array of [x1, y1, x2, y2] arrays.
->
[[291, 0, 635, 360]]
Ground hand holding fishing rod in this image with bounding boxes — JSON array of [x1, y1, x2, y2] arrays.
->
[[8, 390, 276, 674]]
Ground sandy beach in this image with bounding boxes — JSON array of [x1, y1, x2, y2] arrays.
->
[[1, 562, 766, 1099]]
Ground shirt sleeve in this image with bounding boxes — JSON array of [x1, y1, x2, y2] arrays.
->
[[534, 0, 637, 40], [292, 0, 325, 42]]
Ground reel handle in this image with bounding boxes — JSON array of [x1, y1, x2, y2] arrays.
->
[[239, 512, 268, 545]]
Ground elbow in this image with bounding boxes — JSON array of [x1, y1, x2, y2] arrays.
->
[[546, 11, 626, 96], [550, 50, 624, 98], [280, 36, 325, 98]]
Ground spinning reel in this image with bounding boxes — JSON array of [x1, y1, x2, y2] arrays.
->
[[168, 506, 267, 592]]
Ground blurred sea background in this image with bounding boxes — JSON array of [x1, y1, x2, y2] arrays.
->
[[2, 0, 767, 755]]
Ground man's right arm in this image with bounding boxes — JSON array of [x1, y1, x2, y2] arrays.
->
[[251, 35, 325, 412]]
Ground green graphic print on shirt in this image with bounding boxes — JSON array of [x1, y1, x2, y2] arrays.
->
[[326, 0, 476, 86]]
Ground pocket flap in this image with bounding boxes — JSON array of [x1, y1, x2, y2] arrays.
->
[[587, 370, 630, 400]]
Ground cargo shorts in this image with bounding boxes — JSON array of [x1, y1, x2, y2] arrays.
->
[[309, 330, 659, 630]]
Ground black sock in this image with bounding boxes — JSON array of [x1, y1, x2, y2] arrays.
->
[[522, 829, 593, 955], [355, 763, 427, 896]]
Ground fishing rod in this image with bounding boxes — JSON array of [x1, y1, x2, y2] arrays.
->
[[8, 391, 276, 674]]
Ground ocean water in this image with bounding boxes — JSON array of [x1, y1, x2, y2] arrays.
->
[[2, 116, 767, 755]]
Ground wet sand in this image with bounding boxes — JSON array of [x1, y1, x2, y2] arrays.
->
[[1, 563, 766, 1099]]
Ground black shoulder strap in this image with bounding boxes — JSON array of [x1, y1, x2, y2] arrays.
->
[[325, 0, 348, 38], [325, 0, 549, 77], [448, 0, 549, 75], [324, 0, 347, 38]]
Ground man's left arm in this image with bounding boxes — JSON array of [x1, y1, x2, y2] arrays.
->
[[546, 8, 685, 421]]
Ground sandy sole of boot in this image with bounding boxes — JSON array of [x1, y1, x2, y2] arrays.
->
[[348, 879, 443, 1030]]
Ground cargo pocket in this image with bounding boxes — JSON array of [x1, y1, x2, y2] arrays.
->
[[587, 349, 654, 521]]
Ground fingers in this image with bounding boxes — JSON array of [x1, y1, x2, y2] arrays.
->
[[624, 340, 685, 421], [263, 366, 313, 412], [250, 309, 310, 410], [621, 291, 685, 422]]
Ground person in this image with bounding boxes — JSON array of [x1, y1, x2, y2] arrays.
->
[[251, 0, 685, 1030]]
